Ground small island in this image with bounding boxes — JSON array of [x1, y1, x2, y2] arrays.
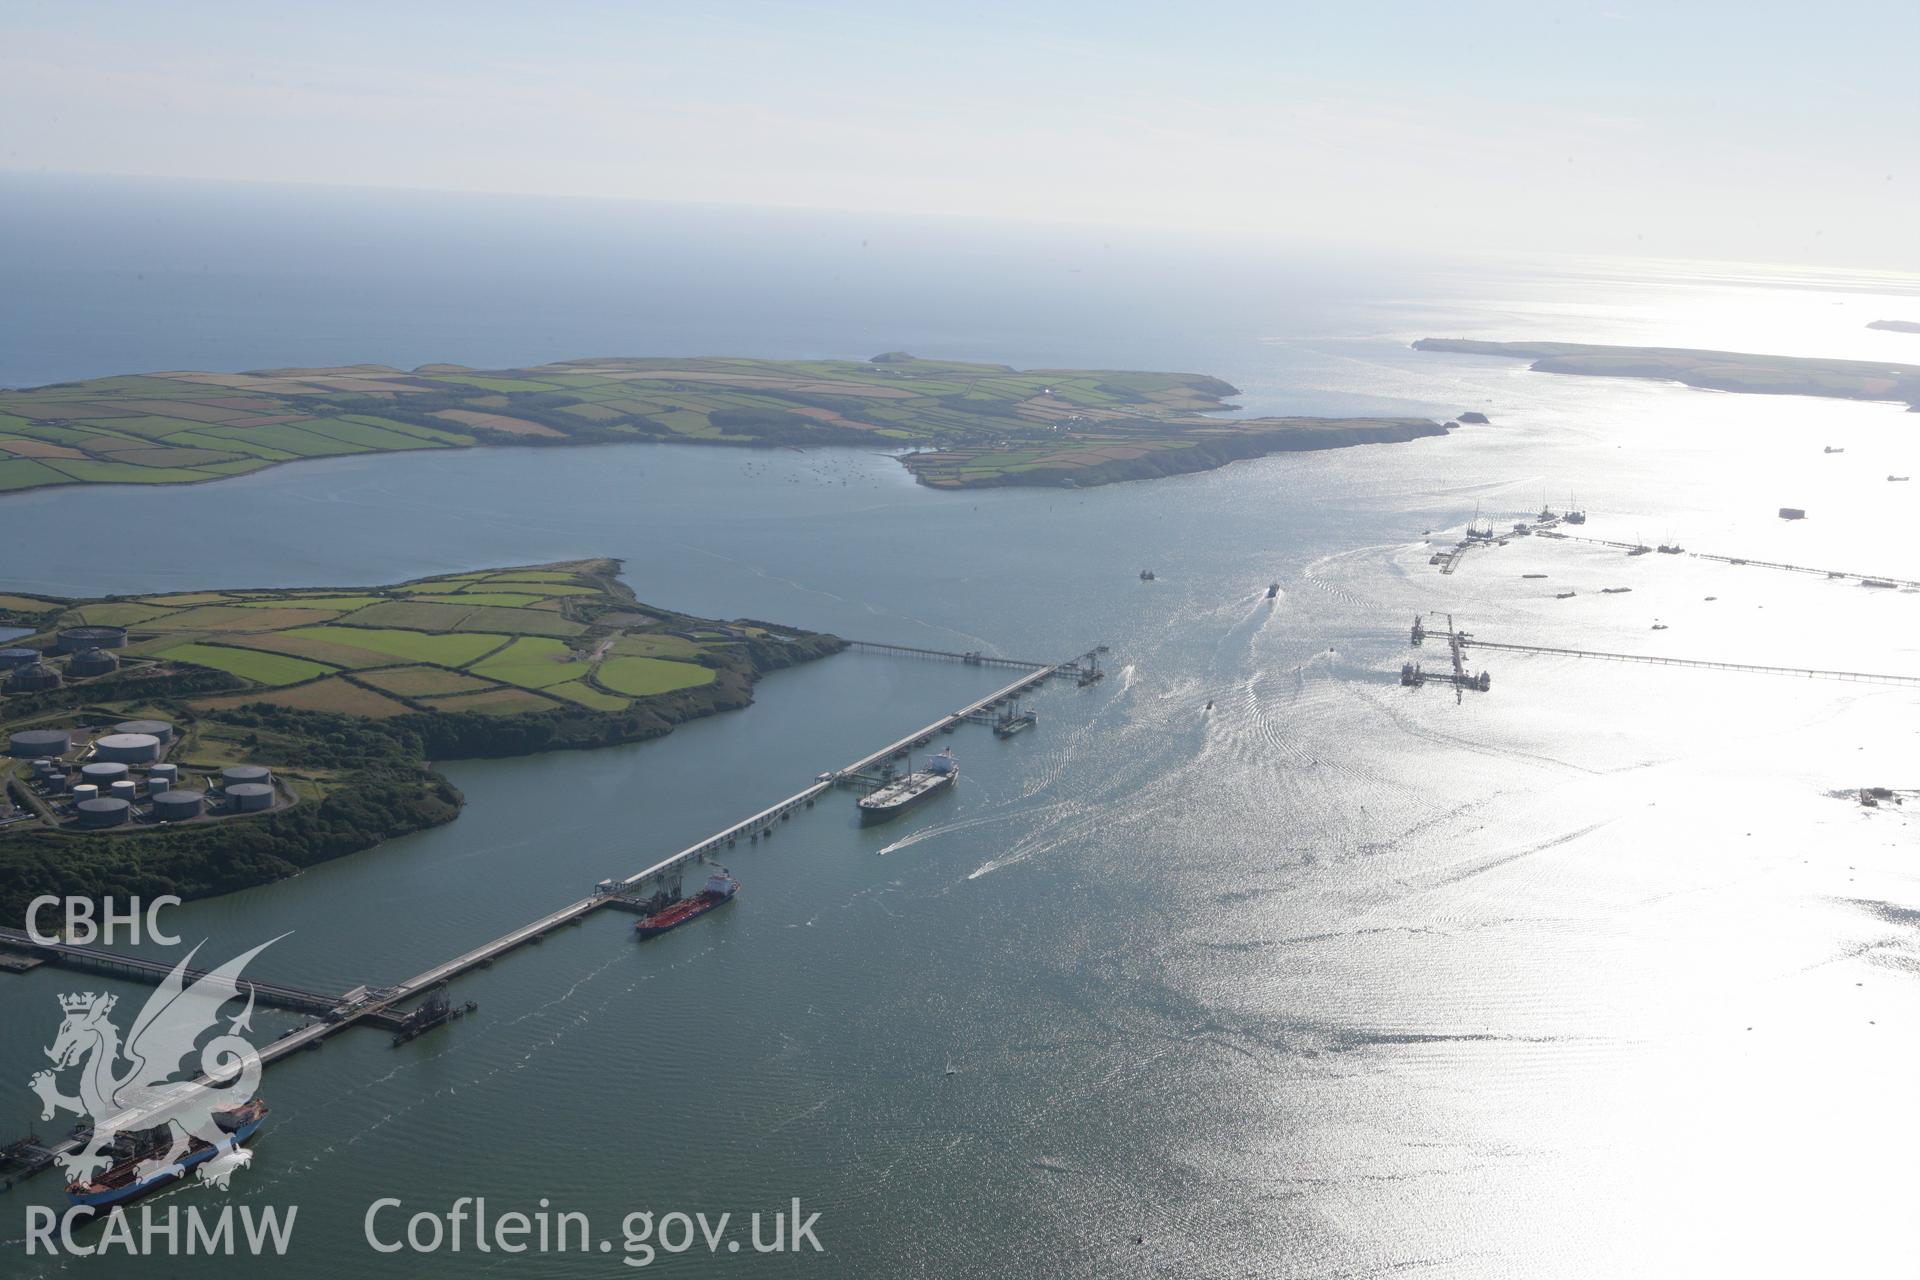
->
[[0, 354, 1447, 495], [0, 561, 841, 916], [1413, 338, 1920, 411]]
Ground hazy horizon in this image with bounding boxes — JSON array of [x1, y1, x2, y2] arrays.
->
[[4, 0, 1915, 271]]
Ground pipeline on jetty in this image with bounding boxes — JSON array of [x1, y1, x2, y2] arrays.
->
[[3, 639, 1105, 1179], [1462, 638, 1920, 686], [1403, 613, 1920, 691], [1539, 530, 1919, 590]]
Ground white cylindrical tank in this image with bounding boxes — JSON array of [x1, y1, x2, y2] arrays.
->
[[73, 783, 99, 804], [148, 763, 180, 790], [109, 780, 137, 804]]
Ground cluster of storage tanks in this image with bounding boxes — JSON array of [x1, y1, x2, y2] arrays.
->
[[6, 717, 275, 828], [0, 627, 130, 694]]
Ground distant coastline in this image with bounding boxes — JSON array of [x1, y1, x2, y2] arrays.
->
[[1867, 319, 1920, 334], [1413, 338, 1920, 412], [0, 353, 1449, 497]]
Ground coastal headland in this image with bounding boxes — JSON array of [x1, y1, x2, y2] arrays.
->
[[1414, 337, 1920, 411], [0, 353, 1447, 495], [0, 560, 841, 916]]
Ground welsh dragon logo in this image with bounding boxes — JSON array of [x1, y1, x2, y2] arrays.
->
[[28, 937, 281, 1188]]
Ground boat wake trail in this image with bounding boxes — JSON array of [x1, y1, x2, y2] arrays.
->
[[877, 808, 1046, 857]]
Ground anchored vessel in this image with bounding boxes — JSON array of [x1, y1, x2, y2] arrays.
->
[[858, 749, 957, 822], [633, 873, 740, 939], [65, 1097, 268, 1208]]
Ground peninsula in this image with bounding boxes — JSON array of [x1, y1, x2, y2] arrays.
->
[[1413, 338, 1920, 411], [0, 561, 841, 916], [0, 354, 1447, 495]]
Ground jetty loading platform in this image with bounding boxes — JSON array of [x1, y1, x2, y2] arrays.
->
[[2, 639, 1103, 1180]]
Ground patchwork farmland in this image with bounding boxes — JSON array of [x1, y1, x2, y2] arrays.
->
[[0, 560, 843, 912], [2, 559, 827, 719], [0, 354, 1444, 494]]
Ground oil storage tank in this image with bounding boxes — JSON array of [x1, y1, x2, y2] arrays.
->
[[152, 790, 204, 821], [226, 782, 274, 812], [222, 765, 272, 787], [76, 797, 130, 828], [72, 784, 98, 805], [9, 728, 72, 758], [80, 761, 129, 787], [67, 648, 120, 677], [0, 647, 40, 670], [4, 663, 62, 693], [94, 733, 161, 764], [109, 779, 137, 805], [56, 625, 126, 653], [147, 763, 180, 790], [114, 719, 175, 744]]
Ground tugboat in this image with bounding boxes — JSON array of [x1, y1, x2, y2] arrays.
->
[[857, 750, 957, 823], [65, 1098, 269, 1209], [1265, 582, 1280, 599], [633, 872, 740, 938], [1139, 569, 1156, 581]]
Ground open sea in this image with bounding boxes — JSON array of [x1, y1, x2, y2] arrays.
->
[[2, 174, 1918, 1277]]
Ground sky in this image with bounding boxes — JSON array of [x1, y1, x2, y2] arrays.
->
[[2, 0, 1914, 270]]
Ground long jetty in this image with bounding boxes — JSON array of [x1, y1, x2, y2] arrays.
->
[[1461, 637, 1920, 686], [1538, 530, 1919, 589], [4, 639, 1102, 1178], [1408, 615, 1920, 690], [0, 927, 409, 1028]]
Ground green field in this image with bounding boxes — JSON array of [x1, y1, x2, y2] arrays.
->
[[284, 626, 509, 667], [154, 643, 334, 686], [0, 353, 1444, 494], [469, 636, 583, 689], [597, 655, 718, 695]]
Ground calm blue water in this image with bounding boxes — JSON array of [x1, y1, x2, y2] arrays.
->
[[3, 177, 1918, 1277]]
